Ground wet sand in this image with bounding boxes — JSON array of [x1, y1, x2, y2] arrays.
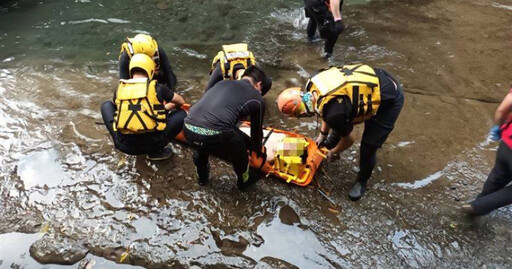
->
[[1, 0, 512, 268]]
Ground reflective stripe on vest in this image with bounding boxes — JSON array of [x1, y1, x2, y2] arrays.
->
[[114, 78, 167, 134], [309, 64, 381, 124], [210, 43, 256, 80]]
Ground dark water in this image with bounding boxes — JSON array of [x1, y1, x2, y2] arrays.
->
[[1, 0, 512, 268]]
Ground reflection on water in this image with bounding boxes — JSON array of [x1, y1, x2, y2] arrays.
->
[[17, 150, 66, 189], [244, 209, 338, 267]]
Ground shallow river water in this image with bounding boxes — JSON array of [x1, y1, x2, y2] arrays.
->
[[1, 0, 512, 268]]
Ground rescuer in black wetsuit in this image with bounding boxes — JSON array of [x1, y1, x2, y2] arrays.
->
[[277, 65, 404, 201], [204, 43, 272, 94], [304, 0, 345, 58], [118, 34, 177, 90], [183, 65, 270, 190]]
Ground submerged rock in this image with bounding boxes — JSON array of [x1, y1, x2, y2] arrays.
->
[[29, 235, 88, 265], [278, 205, 300, 226]]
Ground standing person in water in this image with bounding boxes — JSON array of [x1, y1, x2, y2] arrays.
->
[[205, 43, 270, 92], [463, 88, 512, 216], [303, 0, 345, 58], [183, 65, 271, 190], [119, 34, 177, 90], [101, 54, 186, 160], [277, 64, 404, 200]]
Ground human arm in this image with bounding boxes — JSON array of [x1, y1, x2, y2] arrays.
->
[[316, 120, 331, 145], [164, 93, 185, 110], [494, 90, 512, 125], [205, 64, 223, 93], [156, 84, 184, 110], [248, 99, 265, 152], [119, 51, 130, 79], [330, 0, 342, 21], [157, 47, 177, 91], [331, 133, 355, 154]]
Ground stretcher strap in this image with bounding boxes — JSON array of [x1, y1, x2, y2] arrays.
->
[[262, 128, 274, 146]]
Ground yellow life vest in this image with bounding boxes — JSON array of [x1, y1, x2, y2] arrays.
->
[[307, 64, 381, 124], [211, 43, 256, 80], [274, 137, 309, 178], [114, 78, 167, 134]]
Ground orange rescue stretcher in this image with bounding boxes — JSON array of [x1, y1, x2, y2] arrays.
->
[[175, 104, 328, 187]]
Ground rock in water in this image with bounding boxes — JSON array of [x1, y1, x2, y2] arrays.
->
[[278, 205, 301, 226], [29, 236, 88, 265], [157, 2, 169, 10]]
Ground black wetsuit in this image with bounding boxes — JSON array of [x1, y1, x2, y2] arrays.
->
[[100, 83, 186, 155], [304, 0, 344, 55], [119, 46, 177, 90], [322, 68, 404, 183], [205, 62, 247, 92], [184, 79, 265, 186], [470, 141, 512, 216]]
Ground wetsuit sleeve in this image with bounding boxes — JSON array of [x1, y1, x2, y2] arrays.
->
[[248, 98, 265, 150], [119, 51, 130, 79], [157, 47, 177, 91], [156, 83, 175, 103], [205, 64, 223, 93]]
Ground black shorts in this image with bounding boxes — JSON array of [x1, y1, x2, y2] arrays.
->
[[100, 101, 186, 155]]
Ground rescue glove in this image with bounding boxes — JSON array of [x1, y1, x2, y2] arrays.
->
[[316, 133, 328, 147], [335, 20, 345, 34], [489, 125, 501, 141]]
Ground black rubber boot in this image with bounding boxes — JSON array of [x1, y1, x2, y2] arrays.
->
[[348, 179, 367, 201], [461, 203, 476, 216], [147, 147, 173, 161], [195, 164, 210, 186], [308, 35, 322, 43], [238, 168, 260, 191], [193, 151, 210, 186]]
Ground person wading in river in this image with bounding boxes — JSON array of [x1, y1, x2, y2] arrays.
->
[[183, 65, 270, 190], [463, 88, 512, 216], [101, 53, 186, 160], [304, 0, 344, 58], [277, 64, 404, 200], [205, 43, 272, 94], [119, 34, 177, 90]]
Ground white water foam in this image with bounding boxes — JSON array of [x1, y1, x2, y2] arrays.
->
[[393, 171, 444, 190], [492, 2, 512, 11]]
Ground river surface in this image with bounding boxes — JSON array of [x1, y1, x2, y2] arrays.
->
[[1, 0, 512, 268]]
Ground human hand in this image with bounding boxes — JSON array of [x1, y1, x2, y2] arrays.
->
[[325, 150, 340, 163], [316, 133, 328, 146], [490, 125, 501, 141]]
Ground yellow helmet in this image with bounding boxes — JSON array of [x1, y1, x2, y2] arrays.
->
[[129, 53, 156, 79], [125, 34, 158, 58]]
